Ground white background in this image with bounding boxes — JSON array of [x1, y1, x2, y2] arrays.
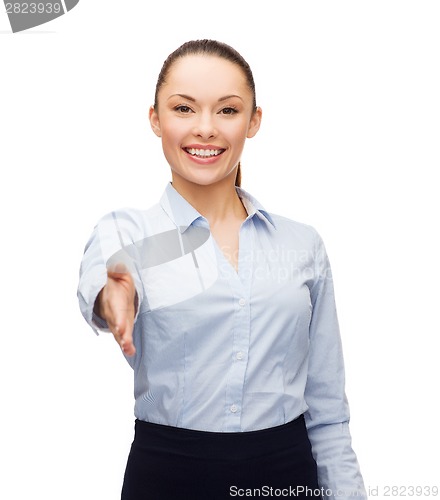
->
[[1, 1, 439, 499]]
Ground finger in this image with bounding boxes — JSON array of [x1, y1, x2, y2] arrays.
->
[[114, 320, 136, 356], [107, 264, 135, 287], [121, 310, 135, 353], [107, 262, 129, 275], [122, 316, 136, 356], [120, 335, 136, 356], [105, 314, 127, 345]]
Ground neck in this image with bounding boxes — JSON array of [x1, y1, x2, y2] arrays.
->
[[171, 173, 247, 225]]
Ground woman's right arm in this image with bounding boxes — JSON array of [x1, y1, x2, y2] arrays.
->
[[77, 210, 144, 356], [93, 264, 137, 355]]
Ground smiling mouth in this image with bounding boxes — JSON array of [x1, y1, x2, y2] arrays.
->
[[183, 147, 226, 158]]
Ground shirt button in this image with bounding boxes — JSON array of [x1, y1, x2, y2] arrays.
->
[[236, 351, 243, 360], [238, 298, 246, 307], [230, 405, 238, 413]]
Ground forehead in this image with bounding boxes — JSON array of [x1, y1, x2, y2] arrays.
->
[[161, 54, 250, 99]]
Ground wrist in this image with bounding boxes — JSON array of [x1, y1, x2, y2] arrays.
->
[[93, 287, 106, 321]]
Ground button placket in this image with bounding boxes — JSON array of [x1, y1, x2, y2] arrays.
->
[[222, 220, 253, 431]]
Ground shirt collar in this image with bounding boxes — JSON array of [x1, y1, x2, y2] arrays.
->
[[160, 182, 276, 233], [235, 186, 276, 230]]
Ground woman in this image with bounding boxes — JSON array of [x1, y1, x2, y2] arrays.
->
[[78, 40, 367, 499]]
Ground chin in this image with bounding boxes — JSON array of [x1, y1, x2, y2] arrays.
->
[[172, 169, 234, 188]]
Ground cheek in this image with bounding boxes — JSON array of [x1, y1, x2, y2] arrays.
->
[[225, 119, 250, 145], [161, 122, 184, 147]]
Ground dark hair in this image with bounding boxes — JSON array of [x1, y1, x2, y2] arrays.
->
[[154, 39, 257, 187]]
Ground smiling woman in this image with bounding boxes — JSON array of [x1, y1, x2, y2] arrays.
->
[[149, 44, 261, 193], [77, 39, 367, 500]]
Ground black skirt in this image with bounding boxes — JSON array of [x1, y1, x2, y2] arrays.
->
[[121, 414, 321, 500]]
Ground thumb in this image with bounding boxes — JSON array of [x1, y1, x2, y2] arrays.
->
[[107, 262, 129, 275]]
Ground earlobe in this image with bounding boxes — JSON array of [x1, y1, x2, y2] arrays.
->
[[149, 105, 162, 137], [247, 106, 262, 139]]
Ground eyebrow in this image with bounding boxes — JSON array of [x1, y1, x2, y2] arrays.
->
[[168, 93, 243, 102]]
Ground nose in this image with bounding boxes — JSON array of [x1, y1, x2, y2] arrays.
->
[[192, 111, 217, 139]]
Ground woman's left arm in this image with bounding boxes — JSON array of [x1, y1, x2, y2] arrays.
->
[[304, 230, 368, 500]]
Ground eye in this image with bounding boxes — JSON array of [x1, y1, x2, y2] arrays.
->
[[220, 107, 238, 115], [174, 105, 193, 114]]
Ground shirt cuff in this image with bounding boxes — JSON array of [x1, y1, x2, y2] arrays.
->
[[92, 310, 111, 333]]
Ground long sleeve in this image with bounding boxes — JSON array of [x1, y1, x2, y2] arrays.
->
[[77, 209, 145, 336], [304, 230, 367, 500]]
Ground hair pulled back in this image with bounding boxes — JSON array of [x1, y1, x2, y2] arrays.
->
[[154, 40, 257, 187]]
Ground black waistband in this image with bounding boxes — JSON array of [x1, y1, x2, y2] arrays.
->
[[132, 414, 309, 461]]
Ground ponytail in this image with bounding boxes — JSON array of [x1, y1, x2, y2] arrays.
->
[[235, 162, 242, 187]]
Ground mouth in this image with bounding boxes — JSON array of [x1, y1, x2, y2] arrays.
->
[[183, 147, 226, 158]]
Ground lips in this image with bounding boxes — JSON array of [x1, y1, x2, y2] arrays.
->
[[183, 147, 226, 158]]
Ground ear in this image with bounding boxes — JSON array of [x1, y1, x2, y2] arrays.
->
[[247, 106, 262, 139], [149, 105, 162, 137]]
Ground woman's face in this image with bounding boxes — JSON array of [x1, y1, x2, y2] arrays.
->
[[150, 54, 261, 187]]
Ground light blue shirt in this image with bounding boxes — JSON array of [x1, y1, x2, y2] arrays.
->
[[77, 183, 367, 499]]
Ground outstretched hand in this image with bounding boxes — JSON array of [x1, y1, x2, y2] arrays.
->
[[95, 263, 137, 356]]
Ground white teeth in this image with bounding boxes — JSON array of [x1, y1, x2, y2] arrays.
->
[[186, 148, 223, 157]]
